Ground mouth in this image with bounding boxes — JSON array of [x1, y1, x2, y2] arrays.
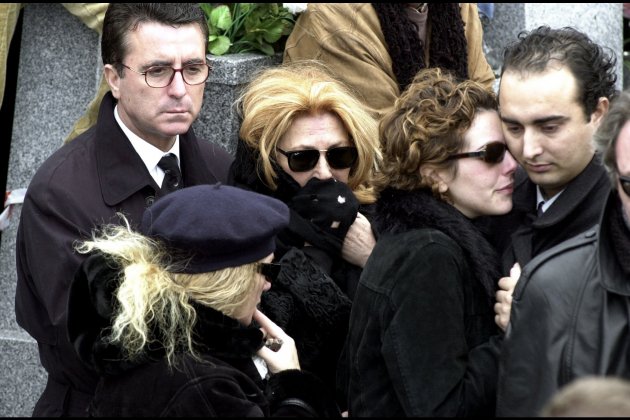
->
[[525, 162, 552, 173], [497, 183, 514, 193]]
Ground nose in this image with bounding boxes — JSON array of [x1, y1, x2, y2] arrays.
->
[[311, 151, 333, 180], [502, 149, 518, 175], [521, 128, 543, 160], [167, 70, 187, 98]]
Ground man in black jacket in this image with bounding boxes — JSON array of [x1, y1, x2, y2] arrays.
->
[[489, 26, 618, 330], [14, 4, 232, 416], [492, 26, 617, 272], [495, 89, 630, 416]]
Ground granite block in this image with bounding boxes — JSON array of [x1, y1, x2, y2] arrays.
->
[[194, 53, 282, 154], [484, 3, 623, 90], [0, 330, 46, 417]]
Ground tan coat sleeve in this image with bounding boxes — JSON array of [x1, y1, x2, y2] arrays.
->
[[460, 3, 496, 90], [283, 3, 398, 120]]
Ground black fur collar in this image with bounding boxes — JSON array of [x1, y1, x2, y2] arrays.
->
[[374, 188, 500, 298]]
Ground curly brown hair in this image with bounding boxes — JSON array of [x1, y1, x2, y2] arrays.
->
[[375, 68, 497, 200]]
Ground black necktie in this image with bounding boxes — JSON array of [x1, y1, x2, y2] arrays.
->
[[157, 153, 183, 194], [537, 201, 545, 218]]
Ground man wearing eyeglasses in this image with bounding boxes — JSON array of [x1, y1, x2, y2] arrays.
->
[[14, 4, 231, 417], [494, 90, 630, 417]]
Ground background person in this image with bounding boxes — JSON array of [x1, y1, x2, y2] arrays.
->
[[346, 67, 516, 416], [283, 3, 495, 120], [14, 4, 232, 416]]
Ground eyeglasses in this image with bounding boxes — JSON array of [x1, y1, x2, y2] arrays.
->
[[257, 262, 282, 282], [619, 175, 630, 197], [447, 141, 508, 165], [276, 147, 358, 172], [120, 63, 210, 88]]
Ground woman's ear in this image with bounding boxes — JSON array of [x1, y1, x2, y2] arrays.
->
[[420, 165, 449, 193]]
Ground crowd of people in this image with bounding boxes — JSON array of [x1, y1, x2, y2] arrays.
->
[[11, 2, 630, 418]]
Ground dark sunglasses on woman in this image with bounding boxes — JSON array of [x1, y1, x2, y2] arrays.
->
[[277, 146, 359, 172], [447, 141, 508, 164], [258, 262, 282, 282]]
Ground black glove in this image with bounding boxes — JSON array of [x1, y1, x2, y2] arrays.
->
[[288, 177, 359, 243]]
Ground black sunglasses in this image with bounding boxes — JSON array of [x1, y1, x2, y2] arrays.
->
[[447, 141, 508, 164], [619, 175, 630, 197], [257, 262, 282, 282], [277, 147, 358, 172]]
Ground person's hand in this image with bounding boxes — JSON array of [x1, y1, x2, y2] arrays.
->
[[494, 263, 521, 332], [254, 309, 300, 374], [341, 212, 376, 268]]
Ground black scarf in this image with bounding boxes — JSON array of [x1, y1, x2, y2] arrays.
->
[[374, 188, 500, 300], [372, 3, 469, 93]]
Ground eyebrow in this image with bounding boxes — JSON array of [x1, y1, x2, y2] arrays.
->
[[501, 115, 568, 125], [142, 58, 206, 69]]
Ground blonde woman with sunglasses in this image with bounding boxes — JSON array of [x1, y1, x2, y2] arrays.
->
[[345, 68, 517, 417], [228, 60, 382, 410]]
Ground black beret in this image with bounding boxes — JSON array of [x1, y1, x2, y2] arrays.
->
[[140, 184, 289, 273]]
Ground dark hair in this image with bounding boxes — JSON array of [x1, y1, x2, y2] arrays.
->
[[500, 26, 618, 120], [101, 3, 209, 74], [594, 90, 630, 188], [376, 67, 497, 198]]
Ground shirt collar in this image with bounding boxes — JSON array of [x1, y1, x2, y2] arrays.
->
[[536, 185, 564, 214], [114, 105, 181, 186]]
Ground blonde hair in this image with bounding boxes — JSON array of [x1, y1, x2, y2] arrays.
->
[[75, 215, 259, 367], [237, 60, 382, 204]]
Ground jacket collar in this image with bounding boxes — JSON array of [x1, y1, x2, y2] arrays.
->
[[598, 191, 630, 295], [537, 155, 607, 227], [95, 92, 214, 206]]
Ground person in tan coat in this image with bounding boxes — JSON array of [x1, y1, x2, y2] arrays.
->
[[283, 3, 495, 120]]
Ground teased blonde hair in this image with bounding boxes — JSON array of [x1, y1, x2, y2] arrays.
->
[[237, 60, 382, 204]]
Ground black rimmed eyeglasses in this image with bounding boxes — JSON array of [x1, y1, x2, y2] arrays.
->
[[120, 63, 211, 88], [276, 147, 359, 172], [257, 263, 282, 283], [447, 141, 508, 165], [619, 175, 630, 197]]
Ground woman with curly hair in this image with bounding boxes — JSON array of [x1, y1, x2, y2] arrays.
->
[[345, 67, 516, 416]]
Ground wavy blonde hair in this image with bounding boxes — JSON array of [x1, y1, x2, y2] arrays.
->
[[75, 215, 259, 366], [237, 60, 382, 204], [376, 68, 498, 201]]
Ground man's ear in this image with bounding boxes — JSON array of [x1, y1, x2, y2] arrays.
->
[[103, 64, 121, 99], [590, 96, 610, 128]]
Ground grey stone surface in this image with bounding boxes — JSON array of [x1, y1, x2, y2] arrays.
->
[[0, 331, 45, 417], [194, 53, 282, 154], [0, 4, 100, 416], [484, 3, 623, 90]]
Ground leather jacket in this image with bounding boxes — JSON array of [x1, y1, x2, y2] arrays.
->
[[497, 191, 630, 416]]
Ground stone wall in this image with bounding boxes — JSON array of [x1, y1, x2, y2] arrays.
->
[[0, 3, 623, 416]]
